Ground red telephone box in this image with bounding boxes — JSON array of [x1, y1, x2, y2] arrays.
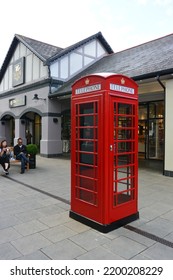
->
[[70, 73, 139, 232]]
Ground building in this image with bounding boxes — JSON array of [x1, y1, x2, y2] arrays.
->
[[0, 32, 173, 176], [0, 32, 113, 156]]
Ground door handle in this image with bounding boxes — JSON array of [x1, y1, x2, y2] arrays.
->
[[110, 145, 113, 151]]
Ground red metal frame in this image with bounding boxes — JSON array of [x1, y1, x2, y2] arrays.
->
[[71, 95, 104, 222], [108, 98, 138, 223], [70, 73, 139, 232]]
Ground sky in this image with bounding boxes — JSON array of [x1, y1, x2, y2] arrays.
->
[[0, 0, 173, 67]]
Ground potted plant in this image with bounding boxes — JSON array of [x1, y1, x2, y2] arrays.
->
[[26, 144, 38, 169]]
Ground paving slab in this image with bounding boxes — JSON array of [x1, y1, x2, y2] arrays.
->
[[41, 239, 87, 260], [103, 236, 147, 259], [40, 224, 77, 243], [38, 211, 70, 228], [76, 246, 124, 260], [139, 217, 173, 238], [69, 230, 111, 251], [0, 216, 22, 230], [141, 243, 173, 260], [1, 156, 173, 260], [0, 243, 22, 260], [11, 233, 52, 255], [13, 220, 49, 236], [17, 250, 51, 260], [0, 227, 22, 245]]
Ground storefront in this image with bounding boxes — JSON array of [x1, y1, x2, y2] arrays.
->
[[1, 32, 173, 175], [138, 100, 164, 160], [0, 32, 112, 157]]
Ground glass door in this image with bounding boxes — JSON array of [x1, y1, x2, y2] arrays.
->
[[71, 95, 103, 223], [75, 101, 99, 205], [148, 101, 164, 160], [109, 98, 138, 221], [148, 119, 164, 159], [138, 120, 147, 159], [138, 101, 164, 160]]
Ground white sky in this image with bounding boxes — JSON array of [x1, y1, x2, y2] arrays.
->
[[0, 0, 173, 67]]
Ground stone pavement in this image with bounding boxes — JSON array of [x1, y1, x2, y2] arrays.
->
[[0, 156, 173, 260]]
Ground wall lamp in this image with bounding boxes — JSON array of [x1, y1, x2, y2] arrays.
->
[[32, 94, 46, 101], [53, 118, 58, 123]]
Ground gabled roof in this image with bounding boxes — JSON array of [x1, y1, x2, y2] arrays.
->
[[16, 34, 63, 60], [0, 34, 63, 83], [46, 31, 113, 64], [85, 32, 173, 79], [51, 33, 173, 97]]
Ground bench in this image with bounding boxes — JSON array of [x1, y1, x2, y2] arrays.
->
[[9, 147, 30, 171]]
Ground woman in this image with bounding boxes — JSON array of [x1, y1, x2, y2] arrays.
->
[[0, 140, 10, 174]]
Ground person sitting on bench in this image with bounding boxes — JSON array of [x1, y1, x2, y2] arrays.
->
[[0, 140, 11, 175], [14, 138, 29, 174]]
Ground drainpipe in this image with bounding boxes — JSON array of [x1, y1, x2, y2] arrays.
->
[[156, 75, 165, 176], [156, 75, 165, 91], [48, 65, 52, 94]]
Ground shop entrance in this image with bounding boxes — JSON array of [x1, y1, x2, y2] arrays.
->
[[21, 112, 41, 149], [1, 115, 15, 146], [138, 101, 164, 160], [138, 119, 147, 159]]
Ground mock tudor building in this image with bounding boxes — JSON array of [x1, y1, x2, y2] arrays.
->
[[0, 32, 113, 156], [0, 32, 173, 176]]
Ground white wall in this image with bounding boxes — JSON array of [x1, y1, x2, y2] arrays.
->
[[0, 42, 48, 93], [50, 38, 107, 81], [165, 79, 173, 172]]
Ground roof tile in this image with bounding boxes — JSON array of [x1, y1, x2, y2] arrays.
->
[[16, 34, 63, 60], [51, 33, 173, 96]]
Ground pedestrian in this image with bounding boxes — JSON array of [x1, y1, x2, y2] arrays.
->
[[26, 130, 32, 144], [0, 140, 10, 175], [14, 137, 29, 174]]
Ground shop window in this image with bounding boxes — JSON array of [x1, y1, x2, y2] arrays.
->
[[139, 104, 147, 120], [139, 101, 164, 160], [149, 101, 164, 118], [61, 111, 71, 140]]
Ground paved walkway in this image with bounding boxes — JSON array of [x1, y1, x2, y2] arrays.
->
[[0, 156, 173, 260]]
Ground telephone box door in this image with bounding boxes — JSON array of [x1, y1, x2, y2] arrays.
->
[[109, 97, 138, 222], [71, 95, 103, 223]]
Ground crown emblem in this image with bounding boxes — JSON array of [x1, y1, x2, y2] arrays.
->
[[121, 78, 125, 85], [85, 78, 90, 85]]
